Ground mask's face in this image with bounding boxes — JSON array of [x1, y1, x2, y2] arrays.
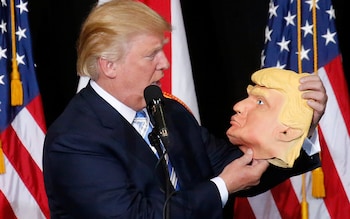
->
[[226, 68, 313, 168], [226, 85, 288, 160]]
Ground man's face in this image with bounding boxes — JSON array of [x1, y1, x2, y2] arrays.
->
[[226, 85, 287, 159], [109, 33, 170, 110]]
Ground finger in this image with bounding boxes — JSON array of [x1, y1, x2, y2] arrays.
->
[[299, 75, 325, 92], [302, 91, 325, 102], [251, 159, 269, 169], [306, 99, 325, 113], [303, 90, 328, 106], [299, 81, 325, 92], [238, 148, 253, 165], [238, 145, 250, 153], [299, 74, 319, 83]]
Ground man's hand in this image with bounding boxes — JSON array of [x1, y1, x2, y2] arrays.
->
[[219, 147, 269, 194], [299, 74, 328, 136]]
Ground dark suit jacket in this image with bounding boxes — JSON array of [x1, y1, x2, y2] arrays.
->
[[43, 84, 320, 219]]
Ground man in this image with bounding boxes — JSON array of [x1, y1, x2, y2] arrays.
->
[[226, 68, 315, 168], [43, 0, 327, 218]]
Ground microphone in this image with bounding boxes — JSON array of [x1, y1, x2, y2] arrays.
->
[[144, 85, 169, 146], [144, 85, 174, 219]]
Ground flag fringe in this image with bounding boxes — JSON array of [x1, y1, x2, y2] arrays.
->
[[301, 173, 308, 219], [301, 199, 308, 219], [10, 0, 23, 106], [0, 140, 5, 174], [11, 67, 23, 106], [312, 167, 326, 198]]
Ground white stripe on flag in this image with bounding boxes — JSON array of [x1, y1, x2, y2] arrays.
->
[[248, 191, 281, 219], [318, 67, 350, 201], [0, 157, 46, 219], [12, 107, 45, 170], [171, 0, 200, 123]]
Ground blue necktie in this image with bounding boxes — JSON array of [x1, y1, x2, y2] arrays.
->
[[132, 110, 154, 150], [132, 110, 179, 190]]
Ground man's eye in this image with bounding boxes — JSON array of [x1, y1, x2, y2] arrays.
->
[[147, 50, 161, 60], [146, 53, 156, 60], [257, 99, 264, 105]]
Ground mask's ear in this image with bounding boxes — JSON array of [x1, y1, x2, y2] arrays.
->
[[276, 126, 303, 142]]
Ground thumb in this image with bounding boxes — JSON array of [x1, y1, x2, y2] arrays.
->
[[239, 148, 253, 165]]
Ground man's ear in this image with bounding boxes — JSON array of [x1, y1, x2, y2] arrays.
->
[[98, 57, 116, 78], [276, 126, 303, 142]]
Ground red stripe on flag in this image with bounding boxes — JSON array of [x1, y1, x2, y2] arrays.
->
[[318, 129, 350, 219], [323, 55, 350, 133], [271, 179, 300, 218], [2, 127, 50, 218], [139, 0, 172, 93], [26, 95, 47, 133], [0, 191, 17, 219], [234, 197, 256, 219]]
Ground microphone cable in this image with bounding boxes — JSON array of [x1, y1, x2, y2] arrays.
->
[[148, 131, 174, 219]]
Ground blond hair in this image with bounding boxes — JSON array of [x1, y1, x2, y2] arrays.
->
[[76, 0, 172, 80]]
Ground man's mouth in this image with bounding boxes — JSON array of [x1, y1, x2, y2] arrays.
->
[[151, 81, 161, 87]]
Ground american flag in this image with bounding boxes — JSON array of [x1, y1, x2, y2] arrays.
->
[[0, 0, 49, 218], [234, 0, 350, 218]]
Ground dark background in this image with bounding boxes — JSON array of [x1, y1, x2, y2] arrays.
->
[[28, 0, 349, 139]]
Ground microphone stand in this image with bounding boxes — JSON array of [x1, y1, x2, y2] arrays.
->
[[148, 131, 173, 219]]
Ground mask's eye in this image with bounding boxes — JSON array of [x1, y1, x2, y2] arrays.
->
[[257, 99, 264, 105]]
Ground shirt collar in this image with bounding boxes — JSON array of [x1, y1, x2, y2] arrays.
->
[[90, 80, 137, 124]]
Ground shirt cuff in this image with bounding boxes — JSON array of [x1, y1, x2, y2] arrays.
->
[[210, 177, 228, 207], [302, 128, 320, 156]]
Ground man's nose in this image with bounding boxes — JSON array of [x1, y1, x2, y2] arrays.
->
[[156, 51, 170, 71]]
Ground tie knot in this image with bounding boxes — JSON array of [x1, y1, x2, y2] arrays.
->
[[132, 110, 150, 138], [135, 110, 147, 119]]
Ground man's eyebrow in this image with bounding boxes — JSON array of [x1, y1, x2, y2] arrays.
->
[[150, 38, 169, 54]]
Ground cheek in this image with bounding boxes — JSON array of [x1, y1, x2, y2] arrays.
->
[[128, 67, 154, 84], [245, 114, 282, 144], [139, 64, 158, 80], [243, 115, 272, 141]]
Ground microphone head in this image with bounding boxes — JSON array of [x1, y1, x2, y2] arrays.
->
[[144, 85, 164, 105]]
